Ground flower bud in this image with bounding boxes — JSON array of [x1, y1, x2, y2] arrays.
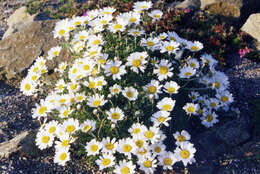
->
[[77, 104, 81, 110], [93, 109, 98, 115]]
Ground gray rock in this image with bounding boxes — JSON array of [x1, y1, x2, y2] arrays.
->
[[241, 13, 260, 43], [215, 118, 250, 146], [0, 131, 29, 158], [19, 131, 42, 158], [0, 19, 72, 81], [3, 6, 36, 39], [175, 0, 201, 9]]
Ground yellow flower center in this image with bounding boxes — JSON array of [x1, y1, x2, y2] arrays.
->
[[154, 14, 161, 18], [83, 125, 91, 132], [190, 63, 196, 68], [90, 51, 97, 56], [113, 24, 122, 30], [53, 51, 59, 57], [38, 106, 47, 115], [63, 110, 69, 117], [154, 146, 161, 153], [144, 130, 155, 139], [164, 158, 172, 165], [162, 104, 172, 111], [206, 114, 214, 122], [41, 136, 50, 143], [59, 152, 67, 161], [70, 84, 77, 91], [74, 21, 81, 25], [123, 144, 132, 152], [135, 140, 144, 148], [98, 58, 106, 64], [61, 140, 69, 147], [111, 112, 120, 120], [93, 40, 101, 45], [157, 116, 166, 123], [58, 84, 63, 90], [66, 125, 75, 134], [210, 102, 216, 108], [72, 68, 77, 74], [110, 66, 119, 74], [132, 59, 141, 67], [159, 66, 168, 74], [141, 5, 148, 9], [166, 45, 174, 51], [113, 88, 119, 93], [90, 144, 98, 152], [147, 41, 154, 47], [121, 166, 130, 174], [185, 72, 192, 77], [221, 96, 228, 102], [59, 98, 66, 104], [80, 35, 86, 40], [129, 17, 137, 23], [126, 91, 134, 98], [93, 100, 101, 107], [105, 142, 114, 150], [102, 158, 111, 166], [191, 46, 199, 51], [133, 31, 140, 35], [168, 87, 175, 93], [49, 126, 56, 134], [197, 109, 203, 115], [31, 75, 37, 81], [133, 128, 140, 134], [170, 37, 176, 41], [214, 82, 220, 89], [187, 106, 195, 113], [143, 160, 152, 168], [25, 83, 31, 91], [180, 150, 190, 159], [148, 86, 157, 94], [77, 96, 84, 101], [83, 65, 90, 71], [58, 29, 65, 36], [103, 11, 111, 15], [33, 67, 39, 73], [101, 20, 108, 24], [88, 82, 95, 89], [177, 135, 186, 142]]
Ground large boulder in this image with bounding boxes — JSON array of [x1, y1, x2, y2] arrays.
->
[[241, 13, 260, 43], [201, 0, 243, 18]]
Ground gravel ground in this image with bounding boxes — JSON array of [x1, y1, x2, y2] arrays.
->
[[0, 1, 260, 174]]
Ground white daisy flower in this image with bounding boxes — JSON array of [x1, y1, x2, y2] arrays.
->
[[58, 106, 73, 119], [54, 149, 70, 166], [47, 46, 62, 60], [20, 77, 37, 96], [160, 40, 180, 54], [144, 80, 162, 99], [101, 137, 118, 154], [126, 52, 148, 73], [141, 37, 160, 51], [156, 97, 176, 112], [100, 7, 116, 16], [133, 1, 153, 12], [44, 120, 59, 136], [117, 138, 136, 158], [128, 123, 146, 137], [149, 9, 163, 21], [173, 130, 191, 146], [205, 98, 220, 110], [122, 87, 138, 101], [109, 18, 128, 33], [85, 139, 102, 156], [96, 153, 115, 170], [143, 125, 160, 144], [150, 142, 166, 155], [151, 110, 171, 127], [104, 60, 126, 80], [174, 142, 196, 166], [183, 103, 198, 116], [201, 111, 219, 128], [179, 66, 196, 79], [53, 19, 70, 39], [87, 94, 107, 108], [138, 154, 157, 174], [109, 84, 122, 95], [55, 132, 72, 150], [154, 59, 173, 81], [114, 160, 136, 174], [163, 81, 180, 94], [188, 58, 200, 69], [186, 41, 203, 52], [62, 118, 79, 134], [106, 107, 125, 123], [216, 91, 234, 107], [158, 151, 177, 170], [80, 119, 96, 133], [35, 129, 54, 150], [200, 53, 218, 69]]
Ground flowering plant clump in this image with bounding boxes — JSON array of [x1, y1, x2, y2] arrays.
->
[[20, 1, 236, 173]]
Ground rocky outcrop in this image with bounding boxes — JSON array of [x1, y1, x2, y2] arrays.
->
[[241, 13, 260, 43]]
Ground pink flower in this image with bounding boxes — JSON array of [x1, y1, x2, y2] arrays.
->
[[184, 8, 191, 13], [239, 47, 250, 58], [83, 12, 88, 16]]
